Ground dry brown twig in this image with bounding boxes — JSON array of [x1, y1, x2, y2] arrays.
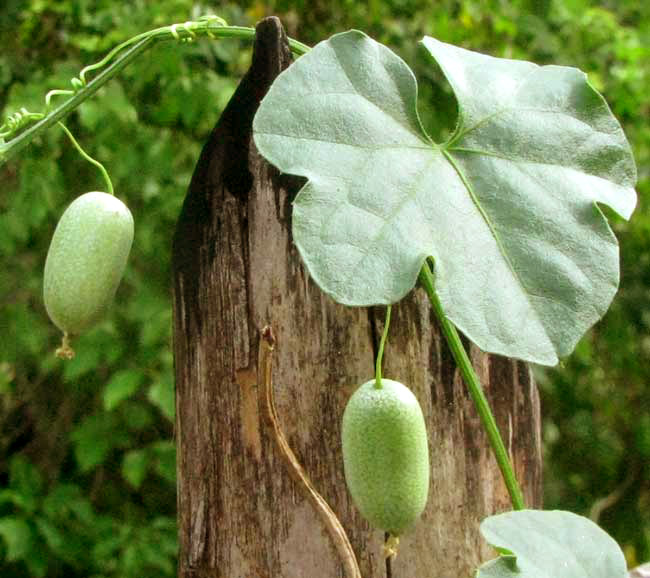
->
[[260, 325, 362, 578]]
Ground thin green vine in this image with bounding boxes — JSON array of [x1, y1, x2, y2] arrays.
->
[[375, 305, 392, 389], [419, 259, 526, 511], [0, 15, 311, 164], [57, 122, 114, 195]]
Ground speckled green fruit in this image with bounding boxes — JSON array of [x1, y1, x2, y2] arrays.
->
[[44, 192, 134, 335], [342, 378, 429, 535]]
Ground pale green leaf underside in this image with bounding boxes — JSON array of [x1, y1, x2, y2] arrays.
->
[[252, 30, 637, 365], [476, 510, 627, 578]]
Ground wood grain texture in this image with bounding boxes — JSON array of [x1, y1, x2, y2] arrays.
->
[[172, 17, 542, 578]]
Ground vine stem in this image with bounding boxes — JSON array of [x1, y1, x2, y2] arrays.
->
[[418, 260, 526, 511], [0, 21, 311, 164], [1, 36, 154, 164], [57, 122, 114, 195], [374, 305, 392, 389]]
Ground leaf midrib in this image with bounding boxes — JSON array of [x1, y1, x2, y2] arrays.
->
[[441, 148, 550, 344]]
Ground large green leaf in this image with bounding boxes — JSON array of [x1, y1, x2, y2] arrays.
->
[[476, 510, 627, 578], [253, 31, 636, 365]]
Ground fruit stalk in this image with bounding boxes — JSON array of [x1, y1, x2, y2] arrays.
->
[[418, 260, 526, 511], [375, 305, 392, 389], [57, 122, 114, 195]]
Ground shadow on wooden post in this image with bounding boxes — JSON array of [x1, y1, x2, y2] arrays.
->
[[172, 16, 543, 578]]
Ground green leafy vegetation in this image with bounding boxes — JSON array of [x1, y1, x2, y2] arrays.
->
[[1, 3, 247, 576], [1, 0, 648, 576]]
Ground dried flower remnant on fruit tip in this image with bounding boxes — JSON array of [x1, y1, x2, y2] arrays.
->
[[55, 332, 75, 359]]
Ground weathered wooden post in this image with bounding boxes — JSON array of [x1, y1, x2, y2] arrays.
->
[[172, 17, 542, 578]]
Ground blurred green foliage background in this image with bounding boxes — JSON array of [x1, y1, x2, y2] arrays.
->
[[0, 1, 648, 576]]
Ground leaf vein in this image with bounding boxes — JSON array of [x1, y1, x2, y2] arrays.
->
[[441, 149, 548, 332]]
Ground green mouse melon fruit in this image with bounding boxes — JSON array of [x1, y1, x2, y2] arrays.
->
[[341, 378, 430, 535], [43, 191, 134, 336]]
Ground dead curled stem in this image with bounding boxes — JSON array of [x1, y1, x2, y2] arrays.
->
[[260, 326, 362, 578]]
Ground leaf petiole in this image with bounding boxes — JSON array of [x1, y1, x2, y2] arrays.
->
[[418, 259, 525, 511]]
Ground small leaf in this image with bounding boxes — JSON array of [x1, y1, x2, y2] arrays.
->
[[0, 489, 24, 508], [476, 509, 627, 578], [121, 401, 154, 431], [147, 374, 175, 421], [149, 440, 176, 483], [253, 31, 637, 365], [8, 456, 42, 513], [0, 516, 33, 561], [70, 413, 129, 472], [103, 369, 144, 411], [122, 543, 140, 574], [42, 483, 93, 524], [121, 449, 149, 488], [35, 518, 65, 556], [70, 415, 113, 471]]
